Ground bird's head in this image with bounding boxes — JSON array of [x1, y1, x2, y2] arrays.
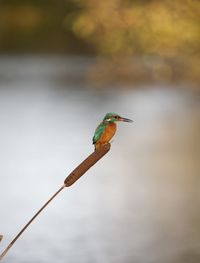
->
[[103, 112, 133, 123]]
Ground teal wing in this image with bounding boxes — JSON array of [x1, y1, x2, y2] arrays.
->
[[92, 123, 107, 144]]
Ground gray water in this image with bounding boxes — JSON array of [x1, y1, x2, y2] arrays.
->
[[0, 56, 199, 263]]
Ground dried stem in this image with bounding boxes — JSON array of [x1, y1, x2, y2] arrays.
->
[[0, 185, 65, 261], [0, 143, 110, 261]]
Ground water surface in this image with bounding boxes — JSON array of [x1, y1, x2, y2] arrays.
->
[[0, 56, 199, 263]]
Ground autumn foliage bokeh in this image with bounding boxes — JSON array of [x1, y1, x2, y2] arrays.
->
[[0, 0, 199, 86]]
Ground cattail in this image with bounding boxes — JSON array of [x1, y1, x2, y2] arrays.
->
[[64, 143, 110, 186], [0, 143, 111, 260]]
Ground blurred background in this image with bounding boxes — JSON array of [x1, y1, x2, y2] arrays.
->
[[0, 0, 200, 262]]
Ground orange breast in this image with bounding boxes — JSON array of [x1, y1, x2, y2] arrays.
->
[[95, 123, 117, 150], [99, 123, 116, 143]]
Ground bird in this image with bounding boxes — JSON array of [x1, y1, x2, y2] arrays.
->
[[93, 112, 133, 150]]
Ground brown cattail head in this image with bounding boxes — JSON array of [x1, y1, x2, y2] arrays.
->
[[0, 235, 3, 242], [64, 143, 111, 187]]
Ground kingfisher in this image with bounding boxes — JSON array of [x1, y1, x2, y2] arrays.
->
[[93, 113, 133, 150]]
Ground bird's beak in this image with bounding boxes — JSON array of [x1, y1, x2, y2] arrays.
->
[[119, 117, 133, 123]]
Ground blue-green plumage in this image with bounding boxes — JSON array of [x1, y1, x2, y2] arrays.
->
[[103, 112, 118, 120], [92, 122, 107, 144]]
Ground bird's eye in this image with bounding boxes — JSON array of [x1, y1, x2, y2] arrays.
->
[[114, 115, 118, 118]]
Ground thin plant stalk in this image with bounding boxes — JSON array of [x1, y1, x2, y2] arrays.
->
[[0, 185, 65, 261]]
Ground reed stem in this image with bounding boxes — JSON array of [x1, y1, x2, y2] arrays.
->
[[0, 185, 65, 261]]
